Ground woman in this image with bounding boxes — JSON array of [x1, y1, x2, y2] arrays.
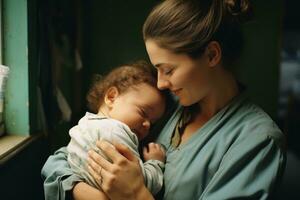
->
[[42, 0, 286, 199]]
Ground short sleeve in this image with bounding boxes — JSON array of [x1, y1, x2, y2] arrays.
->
[[200, 133, 286, 200]]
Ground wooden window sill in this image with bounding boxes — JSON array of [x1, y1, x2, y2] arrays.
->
[[0, 134, 38, 165]]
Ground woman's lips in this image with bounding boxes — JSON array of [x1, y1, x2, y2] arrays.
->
[[172, 89, 182, 96]]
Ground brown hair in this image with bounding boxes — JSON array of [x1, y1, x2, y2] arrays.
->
[[86, 61, 158, 113], [143, 0, 253, 65]]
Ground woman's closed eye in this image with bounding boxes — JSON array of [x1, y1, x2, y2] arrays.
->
[[164, 68, 174, 75]]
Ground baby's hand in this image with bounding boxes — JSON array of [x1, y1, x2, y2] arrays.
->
[[143, 142, 166, 162]]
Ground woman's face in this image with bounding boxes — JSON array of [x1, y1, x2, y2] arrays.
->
[[145, 40, 214, 106]]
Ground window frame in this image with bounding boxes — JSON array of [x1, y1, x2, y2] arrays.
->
[[0, 0, 40, 164]]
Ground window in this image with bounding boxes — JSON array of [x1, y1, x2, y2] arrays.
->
[[0, 0, 38, 164]]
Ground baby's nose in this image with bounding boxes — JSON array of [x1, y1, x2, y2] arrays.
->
[[143, 120, 151, 129]]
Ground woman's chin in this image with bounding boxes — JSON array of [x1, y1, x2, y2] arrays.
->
[[178, 98, 194, 107]]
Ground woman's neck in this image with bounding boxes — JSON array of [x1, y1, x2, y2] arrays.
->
[[197, 70, 239, 119]]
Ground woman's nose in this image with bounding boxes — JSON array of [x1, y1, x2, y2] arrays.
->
[[157, 75, 171, 90]]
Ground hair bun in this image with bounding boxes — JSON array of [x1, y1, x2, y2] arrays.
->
[[224, 0, 253, 23]]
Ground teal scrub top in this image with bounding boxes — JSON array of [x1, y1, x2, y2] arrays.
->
[[41, 92, 286, 200], [156, 93, 286, 200]]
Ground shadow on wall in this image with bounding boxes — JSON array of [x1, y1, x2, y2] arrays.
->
[[275, 1, 300, 199], [0, 138, 48, 200]]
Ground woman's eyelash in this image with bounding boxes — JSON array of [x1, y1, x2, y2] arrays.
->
[[165, 68, 173, 75]]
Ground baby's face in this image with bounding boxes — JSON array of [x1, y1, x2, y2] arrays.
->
[[109, 83, 165, 140]]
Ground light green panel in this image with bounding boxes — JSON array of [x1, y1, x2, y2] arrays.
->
[[3, 0, 29, 135]]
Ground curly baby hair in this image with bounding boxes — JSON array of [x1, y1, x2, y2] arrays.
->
[[86, 60, 158, 113]]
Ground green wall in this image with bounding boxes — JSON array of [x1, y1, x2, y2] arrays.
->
[[0, 1, 47, 199], [3, 0, 30, 135]]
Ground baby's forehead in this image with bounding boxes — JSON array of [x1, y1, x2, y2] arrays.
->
[[130, 83, 161, 95], [149, 97, 166, 116], [137, 93, 165, 111]]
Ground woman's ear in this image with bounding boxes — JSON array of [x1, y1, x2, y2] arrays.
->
[[104, 86, 119, 108], [205, 41, 222, 67]]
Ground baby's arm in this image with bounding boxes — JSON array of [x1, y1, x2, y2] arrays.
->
[[142, 143, 166, 195]]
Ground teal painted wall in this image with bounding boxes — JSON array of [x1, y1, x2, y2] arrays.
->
[[0, 1, 47, 200], [3, 0, 30, 135]]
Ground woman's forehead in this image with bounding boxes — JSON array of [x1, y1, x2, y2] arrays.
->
[[146, 40, 190, 66]]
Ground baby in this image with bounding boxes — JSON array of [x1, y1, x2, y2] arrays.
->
[[66, 61, 166, 197]]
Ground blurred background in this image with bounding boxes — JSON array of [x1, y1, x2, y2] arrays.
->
[[0, 0, 299, 199], [276, 1, 300, 199]]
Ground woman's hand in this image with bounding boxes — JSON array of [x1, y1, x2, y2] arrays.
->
[[87, 140, 154, 200], [143, 142, 166, 162]]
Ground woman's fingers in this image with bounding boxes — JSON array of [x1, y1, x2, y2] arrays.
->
[[87, 164, 102, 184], [88, 162, 111, 188], [114, 143, 137, 162], [88, 140, 146, 199], [88, 149, 112, 171], [96, 140, 136, 164]]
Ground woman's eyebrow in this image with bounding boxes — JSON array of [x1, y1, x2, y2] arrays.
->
[[154, 63, 164, 68], [154, 63, 176, 68]]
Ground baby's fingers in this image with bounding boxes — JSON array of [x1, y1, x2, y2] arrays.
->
[[143, 146, 149, 154], [147, 143, 165, 152]]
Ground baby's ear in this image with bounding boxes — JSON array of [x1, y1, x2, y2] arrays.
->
[[104, 86, 119, 107]]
